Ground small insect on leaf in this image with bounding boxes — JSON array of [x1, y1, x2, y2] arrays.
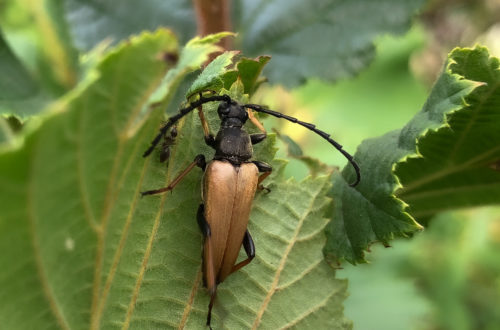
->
[[159, 125, 177, 163]]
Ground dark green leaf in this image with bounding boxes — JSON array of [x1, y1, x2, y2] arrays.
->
[[395, 47, 500, 218], [232, 0, 425, 86], [63, 0, 424, 87], [324, 46, 494, 264], [64, 0, 196, 50]]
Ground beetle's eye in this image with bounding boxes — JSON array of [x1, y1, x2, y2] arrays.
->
[[218, 102, 231, 116]]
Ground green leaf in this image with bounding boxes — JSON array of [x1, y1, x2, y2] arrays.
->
[[395, 47, 500, 218], [0, 29, 178, 330], [146, 32, 232, 115], [233, 0, 425, 86], [186, 49, 270, 99], [324, 46, 490, 264], [186, 50, 239, 97], [1, 0, 80, 116], [222, 55, 271, 95], [63, 0, 423, 86], [0, 31, 350, 329], [0, 30, 48, 117], [34, 0, 79, 91], [0, 31, 38, 99]]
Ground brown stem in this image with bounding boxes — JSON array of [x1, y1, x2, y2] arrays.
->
[[193, 0, 233, 51]]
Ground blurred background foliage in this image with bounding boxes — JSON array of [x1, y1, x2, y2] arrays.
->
[[1, 0, 500, 329]]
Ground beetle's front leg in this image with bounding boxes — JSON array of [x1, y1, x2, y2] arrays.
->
[[197, 106, 216, 148], [252, 160, 272, 192], [247, 108, 267, 135], [250, 133, 266, 145], [141, 154, 206, 196], [197, 204, 216, 329], [248, 107, 267, 146]]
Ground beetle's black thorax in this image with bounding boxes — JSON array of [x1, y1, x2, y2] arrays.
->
[[214, 126, 253, 164], [213, 101, 253, 165]]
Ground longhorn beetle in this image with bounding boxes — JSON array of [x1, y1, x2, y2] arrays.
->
[[141, 93, 360, 328]]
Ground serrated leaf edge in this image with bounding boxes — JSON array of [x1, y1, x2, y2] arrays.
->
[[396, 46, 496, 196]]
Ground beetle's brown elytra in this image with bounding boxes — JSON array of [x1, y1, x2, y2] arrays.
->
[[141, 93, 360, 328], [203, 161, 259, 284]]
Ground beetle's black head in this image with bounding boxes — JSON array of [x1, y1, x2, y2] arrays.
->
[[217, 101, 248, 127]]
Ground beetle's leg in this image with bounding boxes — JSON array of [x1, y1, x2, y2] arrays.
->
[[141, 154, 206, 196], [253, 160, 273, 192], [247, 108, 267, 134], [230, 230, 255, 274], [197, 204, 216, 329], [248, 107, 268, 145], [250, 133, 267, 145], [197, 106, 216, 148]]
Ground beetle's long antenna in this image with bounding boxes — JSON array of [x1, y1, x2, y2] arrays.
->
[[143, 94, 232, 157], [244, 103, 361, 187]]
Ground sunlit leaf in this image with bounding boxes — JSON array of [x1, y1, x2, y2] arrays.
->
[[0, 30, 350, 329], [186, 50, 239, 97], [222, 55, 271, 95]]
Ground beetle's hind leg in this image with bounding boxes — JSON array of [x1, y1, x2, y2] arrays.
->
[[253, 160, 272, 192], [197, 204, 217, 329], [230, 230, 255, 274]]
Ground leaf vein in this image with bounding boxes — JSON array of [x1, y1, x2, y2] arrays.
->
[[28, 146, 71, 330], [250, 181, 328, 329]]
